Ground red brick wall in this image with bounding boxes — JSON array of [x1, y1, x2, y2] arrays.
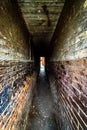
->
[[48, 0, 87, 130], [0, 61, 33, 91], [48, 58, 87, 130], [0, 1, 34, 129], [0, 71, 36, 130]]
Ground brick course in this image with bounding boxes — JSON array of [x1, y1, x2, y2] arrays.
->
[[0, 1, 34, 129], [48, 1, 87, 129], [48, 58, 87, 130], [0, 73, 36, 130]]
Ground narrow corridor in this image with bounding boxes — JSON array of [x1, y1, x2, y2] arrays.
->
[[0, 0, 87, 130], [26, 66, 57, 130]]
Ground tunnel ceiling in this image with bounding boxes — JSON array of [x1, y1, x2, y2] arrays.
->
[[17, 0, 65, 47]]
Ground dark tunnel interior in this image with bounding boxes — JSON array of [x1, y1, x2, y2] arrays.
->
[[0, 0, 87, 130]]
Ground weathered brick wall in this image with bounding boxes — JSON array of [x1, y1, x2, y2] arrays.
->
[[0, 74, 36, 130], [48, 59, 87, 130], [0, 1, 34, 129], [0, 0, 30, 61], [48, 0, 87, 130], [0, 61, 33, 107], [0, 61, 33, 92], [51, 0, 87, 61]]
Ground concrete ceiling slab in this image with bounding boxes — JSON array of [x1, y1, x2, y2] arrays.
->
[[17, 0, 65, 52]]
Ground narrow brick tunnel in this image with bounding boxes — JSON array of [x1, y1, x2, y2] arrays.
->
[[0, 0, 87, 130]]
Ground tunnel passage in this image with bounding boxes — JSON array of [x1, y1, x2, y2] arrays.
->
[[26, 63, 58, 130], [0, 0, 87, 130]]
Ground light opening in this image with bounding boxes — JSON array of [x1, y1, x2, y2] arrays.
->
[[40, 57, 45, 72]]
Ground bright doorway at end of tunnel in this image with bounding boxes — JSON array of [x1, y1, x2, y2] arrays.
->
[[40, 57, 45, 73]]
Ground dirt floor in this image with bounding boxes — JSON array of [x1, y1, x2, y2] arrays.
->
[[26, 67, 58, 130]]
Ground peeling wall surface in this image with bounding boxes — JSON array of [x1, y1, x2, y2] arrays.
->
[[0, 0, 87, 130], [0, 1, 34, 129], [0, 0, 30, 61], [48, 0, 87, 130]]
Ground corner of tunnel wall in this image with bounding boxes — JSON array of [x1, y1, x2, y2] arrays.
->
[[48, 0, 87, 130]]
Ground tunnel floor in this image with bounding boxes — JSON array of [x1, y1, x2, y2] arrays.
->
[[26, 67, 58, 130]]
